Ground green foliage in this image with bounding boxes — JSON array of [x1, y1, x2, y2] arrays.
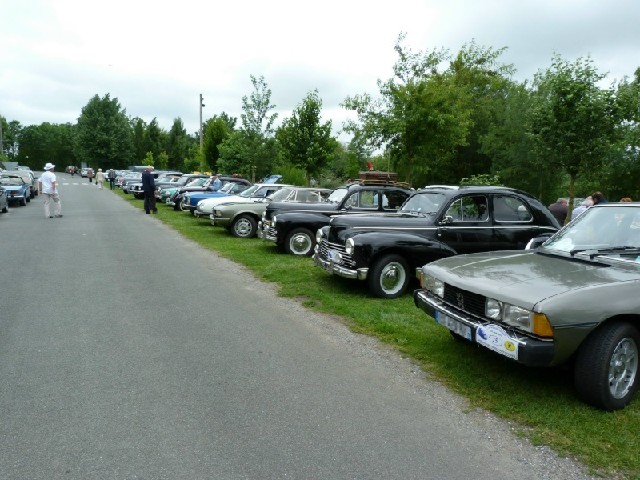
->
[[530, 55, 618, 204], [16, 122, 77, 170], [202, 114, 236, 173], [277, 164, 307, 186], [459, 173, 502, 186], [218, 76, 279, 180], [166, 118, 191, 171], [75, 94, 134, 169], [275, 90, 335, 185]]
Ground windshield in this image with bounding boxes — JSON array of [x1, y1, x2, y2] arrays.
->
[[401, 192, 446, 214], [544, 205, 640, 253], [0, 177, 24, 186], [238, 185, 260, 197], [269, 188, 294, 201], [328, 188, 348, 203]]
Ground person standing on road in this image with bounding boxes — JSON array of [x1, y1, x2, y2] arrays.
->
[[38, 162, 62, 218], [87, 168, 94, 183], [142, 165, 158, 214], [95, 168, 105, 189], [107, 169, 116, 190]]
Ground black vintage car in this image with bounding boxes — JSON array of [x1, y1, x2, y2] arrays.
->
[[313, 185, 560, 299], [257, 180, 412, 256]]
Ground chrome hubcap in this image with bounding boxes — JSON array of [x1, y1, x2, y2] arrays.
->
[[609, 337, 638, 399], [290, 234, 312, 254], [235, 219, 252, 236], [380, 262, 406, 294]]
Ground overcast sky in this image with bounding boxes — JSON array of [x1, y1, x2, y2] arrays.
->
[[2, 0, 639, 141]]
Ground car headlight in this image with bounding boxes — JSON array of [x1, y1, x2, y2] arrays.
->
[[272, 215, 277, 227], [503, 305, 534, 330], [485, 298, 502, 319], [345, 238, 355, 255], [316, 228, 325, 244], [213, 209, 222, 217], [422, 274, 444, 298]]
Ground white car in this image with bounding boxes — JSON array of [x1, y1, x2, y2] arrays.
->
[[195, 183, 293, 217]]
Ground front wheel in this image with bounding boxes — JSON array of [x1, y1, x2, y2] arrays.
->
[[20, 197, 27, 206], [368, 254, 410, 299], [574, 321, 640, 410], [284, 228, 315, 256], [231, 215, 258, 238]]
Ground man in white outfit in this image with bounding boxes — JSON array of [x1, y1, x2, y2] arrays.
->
[[38, 162, 63, 218]]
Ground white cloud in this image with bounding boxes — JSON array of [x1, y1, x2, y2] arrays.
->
[[2, 0, 639, 140]]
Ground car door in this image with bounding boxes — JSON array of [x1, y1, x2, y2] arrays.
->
[[436, 194, 495, 253], [491, 194, 541, 249]]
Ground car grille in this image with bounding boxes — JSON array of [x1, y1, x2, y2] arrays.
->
[[317, 239, 356, 269], [442, 284, 486, 318]]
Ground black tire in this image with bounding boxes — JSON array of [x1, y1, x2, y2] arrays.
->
[[574, 321, 640, 411], [284, 228, 315, 256], [368, 254, 410, 299], [231, 215, 258, 238], [1, 205, 7, 213], [20, 197, 27, 206], [26, 196, 30, 203]]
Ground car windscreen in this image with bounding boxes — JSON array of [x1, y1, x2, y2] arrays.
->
[[401, 192, 446, 214]]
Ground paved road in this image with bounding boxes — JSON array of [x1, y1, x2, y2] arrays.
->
[[0, 173, 598, 480]]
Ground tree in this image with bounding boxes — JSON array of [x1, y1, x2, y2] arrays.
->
[[15, 122, 77, 170], [343, 35, 473, 186], [276, 90, 335, 185], [75, 94, 133, 169], [131, 118, 147, 163], [144, 118, 164, 161], [202, 114, 236, 173], [166, 118, 192, 171], [530, 55, 618, 207], [218, 75, 278, 180]]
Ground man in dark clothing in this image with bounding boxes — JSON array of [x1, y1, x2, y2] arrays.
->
[[548, 198, 568, 225], [141, 166, 157, 214], [107, 169, 116, 190]]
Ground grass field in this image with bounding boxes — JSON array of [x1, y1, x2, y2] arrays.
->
[[119, 190, 640, 480]]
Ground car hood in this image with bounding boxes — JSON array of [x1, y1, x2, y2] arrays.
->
[[424, 250, 640, 309]]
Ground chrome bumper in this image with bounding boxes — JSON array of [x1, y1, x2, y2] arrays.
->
[[312, 251, 368, 280]]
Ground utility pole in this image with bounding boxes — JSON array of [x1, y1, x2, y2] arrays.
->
[[199, 94, 205, 150]]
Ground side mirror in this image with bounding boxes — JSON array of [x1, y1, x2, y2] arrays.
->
[[440, 215, 454, 225], [525, 233, 553, 250]]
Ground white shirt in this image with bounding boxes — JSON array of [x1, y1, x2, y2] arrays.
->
[[39, 170, 57, 194]]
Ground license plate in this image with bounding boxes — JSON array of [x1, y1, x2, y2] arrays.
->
[[435, 311, 472, 341]]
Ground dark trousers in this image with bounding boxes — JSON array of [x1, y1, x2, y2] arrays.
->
[[108, 179, 115, 190], [144, 191, 157, 214]]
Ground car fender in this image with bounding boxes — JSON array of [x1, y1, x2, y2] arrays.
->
[[348, 231, 457, 272], [274, 211, 335, 243]]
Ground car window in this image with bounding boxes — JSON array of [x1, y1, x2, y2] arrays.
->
[[446, 195, 489, 222], [382, 190, 409, 210], [493, 195, 533, 222]]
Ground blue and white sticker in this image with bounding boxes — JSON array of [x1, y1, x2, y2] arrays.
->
[[476, 324, 519, 360]]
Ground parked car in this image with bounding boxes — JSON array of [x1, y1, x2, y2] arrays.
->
[[155, 174, 209, 201], [0, 185, 8, 213], [129, 171, 183, 199], [210, 186, 329, 238], [0, 174, 31, 206], [9, 169, 38, 198], [258, 180, 412, 256], [193, 183, 292, 218], [413, 201, 640, 410], [183, 182, 254, 215], [313, 185, 560, 299], [162, 177, 211, 207], [174, 177, 252, 212]]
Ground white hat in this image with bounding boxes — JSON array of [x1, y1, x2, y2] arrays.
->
[[44, 162, 55, 170]]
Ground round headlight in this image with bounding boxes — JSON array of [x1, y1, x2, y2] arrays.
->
[[345, 238, 355, 255], [485, 298, 502, 319], [316, 228, 324, 244]]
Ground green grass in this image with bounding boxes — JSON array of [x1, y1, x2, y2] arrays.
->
[[119, 190, 639, 479]]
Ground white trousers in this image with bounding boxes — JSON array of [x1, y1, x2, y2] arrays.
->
[[43, 192, 61, 217]]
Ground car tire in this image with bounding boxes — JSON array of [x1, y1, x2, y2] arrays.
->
[[231, 215, 258, 238], [20, 197, 27, 206], [1, 205, 7, 213], [284, 228, 315, 256], [574, 321, 640, 411], [179, 201, 189, 212], [368, 254, 410, 299]]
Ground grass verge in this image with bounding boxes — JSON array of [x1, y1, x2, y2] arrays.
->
[[118, 190, 639, 479]]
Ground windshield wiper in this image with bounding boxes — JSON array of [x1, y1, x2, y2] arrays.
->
[[570, 246, 640, 259]]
